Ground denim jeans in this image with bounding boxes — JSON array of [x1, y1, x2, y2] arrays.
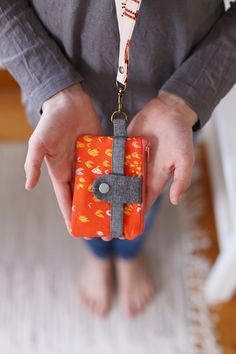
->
[[84, 196, 162, 259]]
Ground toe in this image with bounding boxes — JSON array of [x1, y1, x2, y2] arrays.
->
[[125, 306, 135, 318], [137, 296, 146, 311], [85, 295, 93, 310], [146, 284, 156, 299], [90, 299, 97, 313], [132, 297, 146, 316], [78, 289, 86, 304], [123, 299, 137, 318], [142, 286, 155, 307], [91, 296, 110, 317], [97, 302, 108, 317]]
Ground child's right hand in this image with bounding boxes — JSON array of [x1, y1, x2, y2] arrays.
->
[[24, 83, 105, 237]]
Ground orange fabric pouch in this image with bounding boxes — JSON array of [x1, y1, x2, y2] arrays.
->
[[70, 133, 149, 240]]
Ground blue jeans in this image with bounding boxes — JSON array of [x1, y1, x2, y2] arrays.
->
[[84, 196, 162, 260]]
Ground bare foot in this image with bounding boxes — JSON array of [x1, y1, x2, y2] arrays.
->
[[78, 251, 114, 317], [115, 253, 155, 318]]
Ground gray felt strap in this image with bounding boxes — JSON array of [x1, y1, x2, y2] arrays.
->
[[112, 137, 126, 175], [92, 115, 143, 238], [111, 203, 124, 237], [111, 116, 127, 236], [113, 117, 127, 137]]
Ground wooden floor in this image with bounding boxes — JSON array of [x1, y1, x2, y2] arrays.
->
[[0, 70, 32, 141], [0, 70, 236, 353], [197, 145, 236, 354]]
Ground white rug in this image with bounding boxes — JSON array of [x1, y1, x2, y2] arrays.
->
[[0, 143, 222, 354]]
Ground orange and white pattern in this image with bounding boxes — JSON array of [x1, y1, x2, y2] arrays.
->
[[70, 135, 148, 240]]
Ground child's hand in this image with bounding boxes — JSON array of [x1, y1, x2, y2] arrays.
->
[[127, 90, 198, 212], [24, 83, 103, 233]]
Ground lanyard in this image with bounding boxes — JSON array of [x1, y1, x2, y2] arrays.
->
[[112, 0, 142, 121], [115, 0, 142, 88]]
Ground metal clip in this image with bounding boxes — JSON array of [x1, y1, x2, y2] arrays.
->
[[117, 88, 124, 112], [110, 81, 128, 122], [116, 81, 126, 112]]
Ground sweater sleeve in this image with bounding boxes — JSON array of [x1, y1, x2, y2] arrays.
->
[[0, 0, 84, 114], [159, 1, 236, 130]]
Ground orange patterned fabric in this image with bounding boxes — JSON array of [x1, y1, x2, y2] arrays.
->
[[70, 135, 148, 240]]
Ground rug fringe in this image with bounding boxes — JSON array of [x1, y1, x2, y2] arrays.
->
[[178, 149, 223, 354]]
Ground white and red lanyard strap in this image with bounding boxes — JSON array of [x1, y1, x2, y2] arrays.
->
[[114, 0, 143, 89]]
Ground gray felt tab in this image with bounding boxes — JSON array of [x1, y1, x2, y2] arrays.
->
[[92, 174, 142, 204]]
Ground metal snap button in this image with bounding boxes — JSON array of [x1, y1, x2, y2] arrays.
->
[[119, 66, 124, 74], [99, 182, 110, 194]]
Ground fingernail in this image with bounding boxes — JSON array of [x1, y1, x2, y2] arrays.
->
[[25, 179, 30, 190], [171, 196, 178, 205], [102, 237, 112, 242]]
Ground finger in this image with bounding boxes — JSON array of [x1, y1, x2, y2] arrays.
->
[[70, 154, 77, 194], [48, 175, 73, 231], [84, 236, 111, 241], [24, 138, 45, 190], [170, 159, 193, 205], [102, 236, 112, 242], [145, 166, 171, 212]]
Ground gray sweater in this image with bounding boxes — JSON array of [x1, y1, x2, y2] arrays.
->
[[0, 0, 236, 133]]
